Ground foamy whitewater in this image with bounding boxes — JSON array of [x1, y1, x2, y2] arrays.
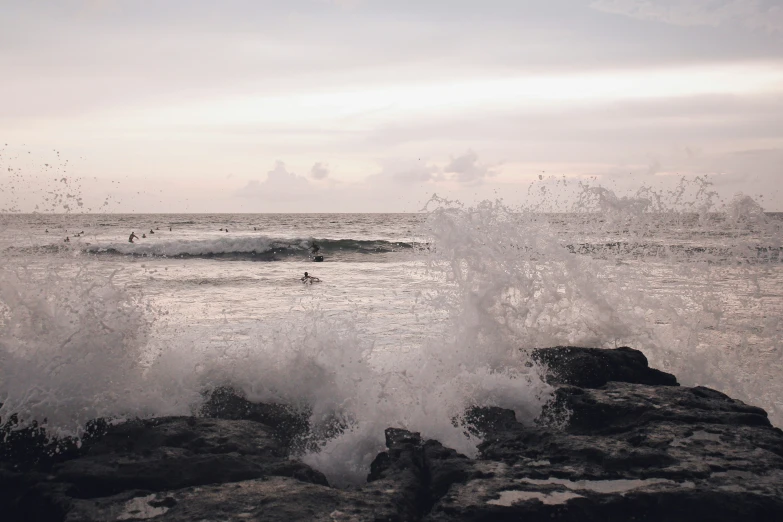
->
[[1, 182, 782, 485]]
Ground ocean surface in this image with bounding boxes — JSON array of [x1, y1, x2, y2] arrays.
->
[[1, 190, 782, 484]]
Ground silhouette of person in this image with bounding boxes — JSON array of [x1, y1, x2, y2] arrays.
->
[[301, 271, 321, 283]]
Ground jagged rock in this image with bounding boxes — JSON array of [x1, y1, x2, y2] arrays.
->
[[65, 477, 409, 521], [532, 346, 679, 388], [1, 416, 328, 520], [2, 347, 782, 521], [0, 413, 108, 472], [65, 426, 433, 522], [200, 387, 311, 451], [200, 386, 348, 454], [56, 416, 328, 498], [424, 381, 783, 521]]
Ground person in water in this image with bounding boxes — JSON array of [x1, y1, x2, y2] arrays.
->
[[64, 236, 70, 243], [311, 241, 320, 254], [149, 229, 154, 234], [301, 272, 321, 283], [129, 232, 139, 243], [142, 233, 147, 238]]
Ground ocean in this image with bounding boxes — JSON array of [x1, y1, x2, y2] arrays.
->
[[1, 188, 782, 485]]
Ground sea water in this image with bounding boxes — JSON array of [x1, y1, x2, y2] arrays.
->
[[1, 184, 781, 485]]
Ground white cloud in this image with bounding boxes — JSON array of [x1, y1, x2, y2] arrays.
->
[[372, 158, 443, 184], [444, 150, 496, 183], [310, 162, 330, 180], [367, 151, 497, 185], [237, 161, 310, 200], [591, 0, 783, 33]]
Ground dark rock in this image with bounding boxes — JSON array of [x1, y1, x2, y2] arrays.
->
[[532, 346, 679, 388], [2, 416, 328, 520], [423, 363, 783, 521], [201, 386, 348, 455], [57, 416, 328, 499], [364, 428, 431, 520], [0, 414, 108, 472], [200, 386, 311, 450], [66, 427, 433, 522], [65, 477, 409, 521], [460, 406, 518, 438], [3, 346, 782, 521]]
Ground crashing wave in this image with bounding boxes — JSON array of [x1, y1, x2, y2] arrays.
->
[[81, 237, 415, 260]]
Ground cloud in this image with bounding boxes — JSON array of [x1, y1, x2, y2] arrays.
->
[[310, 162, 330, 180], [590, 0, 783, 33], [444, 150, 496, 183], [237, 161, 310, 200], [368, 151, 497, 185], [372, 158, 443, 184]]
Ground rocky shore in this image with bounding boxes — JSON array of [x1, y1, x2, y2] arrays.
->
[[2, 346, 783, 521]]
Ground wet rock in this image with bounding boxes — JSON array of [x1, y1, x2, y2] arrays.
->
[[424, 369, 783, 520], [1, 416, 328, 520], [2, 346, 782, 521], [58, 417, 328, 498], [532, 346, 679, 388], [200, 387, 311, 451], [65, 477, 410, 522], [0, 413, 108, 472], [65, 426, 432, 522]]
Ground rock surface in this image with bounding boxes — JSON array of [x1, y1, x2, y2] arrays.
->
[[2, 346, 783, 521]]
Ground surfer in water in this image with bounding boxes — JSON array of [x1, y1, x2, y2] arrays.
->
[[311, 241, 320, 254], [129, 232, 139, 243], [301, 272, 321, 283]]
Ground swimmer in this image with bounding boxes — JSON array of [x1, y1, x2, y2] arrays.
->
[[142, 233, 147, 238], [149, 229, 154, 234], [301, 271, 321, 283], [311, 241, 320, 254], [129, 232, 139, 243], [64, 236, 70, 243]]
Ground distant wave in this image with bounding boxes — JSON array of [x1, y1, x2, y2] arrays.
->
[[566, 241, 782, 262], [81, 237, 415, 260]]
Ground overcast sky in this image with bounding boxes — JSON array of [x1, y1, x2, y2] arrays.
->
[[1, 0, 782, 212]]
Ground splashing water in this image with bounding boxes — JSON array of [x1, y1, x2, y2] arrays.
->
[[1, 176, 782, 486]]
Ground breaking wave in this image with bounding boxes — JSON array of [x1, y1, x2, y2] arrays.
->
[[82, 237, 414, 260]]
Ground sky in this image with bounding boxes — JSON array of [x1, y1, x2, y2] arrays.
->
[[1, 0, 782, 212]]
